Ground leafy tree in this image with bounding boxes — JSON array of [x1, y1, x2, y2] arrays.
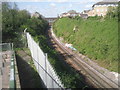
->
[[2, 2, 13, 42], [2, 2, 48, 47], [106, 6, 118, 19], [118, 2, 120, 21], [18, 10, 30, 25]]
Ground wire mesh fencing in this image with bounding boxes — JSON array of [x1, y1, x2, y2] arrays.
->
[[26, 32, 64, 88], [0, 43, 12, 52]]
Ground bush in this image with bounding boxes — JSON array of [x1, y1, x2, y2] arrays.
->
[[53, 16, 118, 72]]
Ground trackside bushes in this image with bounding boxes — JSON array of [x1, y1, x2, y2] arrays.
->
[[53, 17, 118, 72]]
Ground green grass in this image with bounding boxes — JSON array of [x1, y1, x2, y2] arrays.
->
[[53, 17, 118, 72]]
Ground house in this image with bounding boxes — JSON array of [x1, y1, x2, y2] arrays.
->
[[67, 10, 80, 17], [31, 12, 41, 18], [92, 0, 118, 16], [82, 0, 118, 17], [82, 10, 90, 14], [59, 13, 70, 18], [59, 10, 80, 18], [80, 14, 88, 19]]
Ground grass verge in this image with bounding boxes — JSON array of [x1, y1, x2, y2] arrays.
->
[[53, 17, 118, 72]]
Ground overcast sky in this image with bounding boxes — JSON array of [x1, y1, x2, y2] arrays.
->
[[3, 0, 119, 17]]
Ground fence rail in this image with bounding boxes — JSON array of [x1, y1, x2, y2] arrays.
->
[[26, 32, 64, 88]]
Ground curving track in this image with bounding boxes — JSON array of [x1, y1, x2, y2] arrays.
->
[[47, 27, 119, 89]]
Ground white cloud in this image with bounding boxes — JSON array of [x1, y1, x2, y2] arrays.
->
[[2, 0, 44, 2], [88, 0, 101, 2], [85, 4, 93, 8], [48, 0, 69, 2], [21, 5, 39, 13], [2, 0, 103, 2], [69, 3, 73, 8], [72, 0, 102, 5], [50, 3, 56, 7]]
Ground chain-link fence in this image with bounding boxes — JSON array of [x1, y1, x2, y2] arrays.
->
[[0, 43, 12, 52], [26, 32, 64, 88]]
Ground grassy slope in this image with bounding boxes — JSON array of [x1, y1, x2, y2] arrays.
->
[[53, 17, 118, 72]]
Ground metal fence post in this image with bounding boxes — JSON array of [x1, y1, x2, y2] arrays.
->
[[52, 77, 54, 88], [24, 28, 27, 48], [37, 47, 39, 72], [26, 33, 64, 88], [45, 53, 47, 87], [11, 43, 13, 51]]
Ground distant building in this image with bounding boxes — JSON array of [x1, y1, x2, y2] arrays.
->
[[45, 17, 57, 25], [82, 0, 118, 17], [59, 13, 70, 18], [92, 0, 118, 16], [67, 10, 80, 17], [31, 12, 41, 18], [79, 14, 88, 19], [59, 10, 80, 18], [82, 10, 90, 14]]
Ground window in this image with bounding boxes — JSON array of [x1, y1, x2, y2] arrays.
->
[[105, 9, 107, 12], [96, 9, 99, 12], [101, 9, 103, 12]]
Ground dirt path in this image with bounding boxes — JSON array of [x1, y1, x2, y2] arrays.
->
[[16, 49, 45, 88]]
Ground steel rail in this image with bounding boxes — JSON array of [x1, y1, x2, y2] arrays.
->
[[48, 28, 119, 89]]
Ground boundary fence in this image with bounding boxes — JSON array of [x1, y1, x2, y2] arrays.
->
[[26, 32, 64, 88]]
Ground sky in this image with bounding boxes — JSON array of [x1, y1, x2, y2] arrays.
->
[[3, 0, 119, 17]]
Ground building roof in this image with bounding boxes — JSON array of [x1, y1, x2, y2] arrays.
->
[[80, 14, 88, 18], [62, 13, 67, 14], [80, 14, 88, 16], [83, 10, 91, 13], [102, 0, 118, 2], [67, 10, 77, 14], [93, 0, 118, 7], [69, 13, 79, 14]]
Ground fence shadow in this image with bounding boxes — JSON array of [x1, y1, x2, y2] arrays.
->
[[16, 53, 46, 89], [44, 29, 94, 88], [26, 31, 94, 88]]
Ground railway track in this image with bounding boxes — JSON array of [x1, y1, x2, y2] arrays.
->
[[47, 27, 119, 89]]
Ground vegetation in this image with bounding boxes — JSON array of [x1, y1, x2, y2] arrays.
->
[[3, 1, 119, 88], [2, 2, 48, 88], [53, 5, 119, 72], [105, 5, 119, 19], [33, 32, 90, 88], [2, 2, 90, 88], [2, 2, 48, 47]]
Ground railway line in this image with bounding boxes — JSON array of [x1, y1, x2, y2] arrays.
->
[[47, 26, 119, 89]]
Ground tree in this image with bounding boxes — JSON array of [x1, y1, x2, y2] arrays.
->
[[2, 2, 30, 42], [106, 6, 118, 19], [2, 2, 13, 42], [118, 2, 120, 21], [2, 2, 48, 47]]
